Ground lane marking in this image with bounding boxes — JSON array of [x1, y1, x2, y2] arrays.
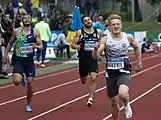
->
[[0, 54, 159, 106], [102, 82, 161, 120], [27, 63, 161, 120], [0, 53, 160, 90]]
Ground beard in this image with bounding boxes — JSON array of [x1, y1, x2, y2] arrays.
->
[[23, 23, 31, 27], [85, 24, 92, 28], [22, 21, 31, 27]]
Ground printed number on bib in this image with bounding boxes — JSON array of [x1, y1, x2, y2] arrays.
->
[[84, 41, 96, 51], [107, 57, 124, 69], [20, 43, 33, 54]]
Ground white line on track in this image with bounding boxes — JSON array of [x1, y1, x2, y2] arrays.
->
[[0, 67, 79, 90], [0, 53, 160, 90], [102, 82, 161, 120], [27, 63, 161, 120], [0, 54, 159, 106]]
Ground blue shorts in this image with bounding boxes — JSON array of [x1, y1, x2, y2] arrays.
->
[[13, 57, 35, 77]]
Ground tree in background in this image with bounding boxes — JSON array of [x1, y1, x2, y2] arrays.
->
[[146, 0, 161, 6]]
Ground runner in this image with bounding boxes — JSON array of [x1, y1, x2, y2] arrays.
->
[[3, 14, 43, 112], [72, 16, 102, 108], [92, 14, 142, 119]]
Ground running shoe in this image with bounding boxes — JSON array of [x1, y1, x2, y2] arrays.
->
[[25, 105, 32, 112], [124, 102, 132, 119], [86, 98, 93, 108]]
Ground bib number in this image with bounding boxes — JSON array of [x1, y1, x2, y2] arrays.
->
[[84, 41, 96, 51], [107, 58, 124, 69], [20, 43, 33, 54]]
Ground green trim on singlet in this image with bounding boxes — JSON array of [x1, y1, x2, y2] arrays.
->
[[15, 27, 28, 57]]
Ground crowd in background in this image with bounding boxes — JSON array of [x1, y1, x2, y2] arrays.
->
[[0, 0, 110, 78]]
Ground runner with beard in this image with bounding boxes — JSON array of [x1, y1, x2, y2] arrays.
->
[[72, 16, 102, 108], [3, 14, 43, 112]]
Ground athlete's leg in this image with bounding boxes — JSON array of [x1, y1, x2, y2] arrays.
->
[[25, 76, 34, 112], [41, 40, 47, 65], [86, 72, 97, 107], [24, 60, 35, 112], [106, 76, 120, 120], [79, 59, 88, 84], [89, 72, 97, 99], [117, 73, 132, 118], [86, 60, 98, 107], [13, 73, 23, 85], [12, 59, 24, 85], [110, 96, 120, 120]]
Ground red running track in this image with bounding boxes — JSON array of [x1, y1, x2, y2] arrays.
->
[[0, 53, 161, 120]]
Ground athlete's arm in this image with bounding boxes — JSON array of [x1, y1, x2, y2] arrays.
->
[[127, 34, 142, 71], [4, 29, 17, 57], [92, 36, 106, 59], [97, 29, 102, 42], [34, 29, 43, 50], [71, 30, 81, 50]]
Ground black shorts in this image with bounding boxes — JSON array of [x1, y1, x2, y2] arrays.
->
[[106, 73, 131, 98], [79, 58, 98, 78], [13, 57, 35, 77]]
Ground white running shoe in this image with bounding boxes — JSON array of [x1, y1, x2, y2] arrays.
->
[[124, 102, 132, 119], [86, 98, 93, 108]]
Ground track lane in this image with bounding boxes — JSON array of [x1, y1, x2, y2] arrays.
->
[[0, 53, 160, 120]]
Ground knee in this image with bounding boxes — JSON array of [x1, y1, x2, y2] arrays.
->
[[90, 74, 97, 81], [13, 80, 21, 86], [119, 91, 128, 100]]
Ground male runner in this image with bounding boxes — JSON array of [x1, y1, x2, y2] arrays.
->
[[92, 14, 142, 119], [72, 16, 102, 107], [3, 14, 43, 112]]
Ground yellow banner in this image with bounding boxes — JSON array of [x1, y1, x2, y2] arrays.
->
[[32, 0, 39, 8], [67, 31, 76, 52], [67, 31, 76, 44]]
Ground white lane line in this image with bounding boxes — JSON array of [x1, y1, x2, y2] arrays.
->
[[0, 55, 160, 107], [0, 53, 160, 90], [102, 82, 161, 120], [27, 62, 161, 120], [0, 67, 79, 90]]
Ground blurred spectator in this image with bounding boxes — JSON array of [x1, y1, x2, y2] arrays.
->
[[55, 32, 71, 58], [141, 37, 154, 53], [35, 17, 52, 67], [0, 26, 3, 78], [92, 0, 101, 19], [1, 14, 13, 76], [50, 13, 62, 31], [103, 19, 110, 36], [5, 2, 14, 23], [93, 15, 105, 32], [12, 0, 19, 16], [84, 0, 93, 17], [14, 13, 22, 28], [18, 2, 27, 15], [25, 0, 32, 15]]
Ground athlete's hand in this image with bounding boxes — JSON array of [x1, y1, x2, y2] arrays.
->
[[3, 55, 8, 64], [135, 62, 142, 72], [93, 42, 100, 50], [75, 45, 81, 51], [31, 43, 38, 49]]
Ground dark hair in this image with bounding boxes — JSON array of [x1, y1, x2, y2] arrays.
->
[[81, 15, 89, 23]]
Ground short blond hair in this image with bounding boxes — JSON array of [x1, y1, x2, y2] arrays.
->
[[108, 14, 122, 24]]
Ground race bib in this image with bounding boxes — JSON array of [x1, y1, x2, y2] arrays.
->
[[84, 41, 96, 51], [20, 43, 33, 54], [107, 57, 124, 69]]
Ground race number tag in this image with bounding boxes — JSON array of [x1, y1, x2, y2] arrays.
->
[[107, 57, 124, 69], [20, 43, 33, 54], [84, 41, 96, 51]]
